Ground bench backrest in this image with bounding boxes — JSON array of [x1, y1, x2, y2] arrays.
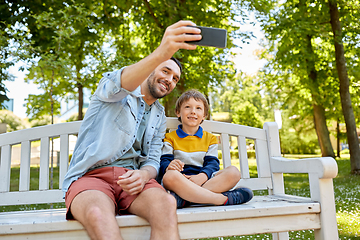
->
[[0, 118, 280, 206]]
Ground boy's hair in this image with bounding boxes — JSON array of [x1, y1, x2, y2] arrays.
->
[[170, 57, 182, 73], [175, 89, 209, 123]]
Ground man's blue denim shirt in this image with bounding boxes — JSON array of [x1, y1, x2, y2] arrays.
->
[[62, 67, 167, 196]]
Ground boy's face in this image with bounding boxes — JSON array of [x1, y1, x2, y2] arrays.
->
[[176, 98, 206, 128]]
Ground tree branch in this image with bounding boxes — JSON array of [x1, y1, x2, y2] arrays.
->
[[143, 0, 164, 29]]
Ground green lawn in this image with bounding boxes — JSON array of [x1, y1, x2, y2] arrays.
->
[[209, 156, 360, 240], [1, 157, 359, 239]]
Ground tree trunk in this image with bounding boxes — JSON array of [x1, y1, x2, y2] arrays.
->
[[77, 82, 83, 120], [305, 35, 335, 157], [313, 103, 335, 157], [337, 120, 340, 158], [329, 0, 360, 173]]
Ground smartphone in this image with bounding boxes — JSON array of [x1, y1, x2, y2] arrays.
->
[[186, 26, 227, 48]]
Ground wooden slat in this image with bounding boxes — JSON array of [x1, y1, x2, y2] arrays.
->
[[59, 134, 69, 189], [237, 136, 250, 179], [220, 133, 231, 168], [166, 117, 267, 140], [39, 137, 50, 190], [0, 121, 82, 146], [235, 177, 272, 191], [19, 141, 31, 191], [263, 122, 281, 157], [0, 196, 321, 238], [255, 139, 271, 178], [0, 145, 11, 192], [0, 189, 64, 206]]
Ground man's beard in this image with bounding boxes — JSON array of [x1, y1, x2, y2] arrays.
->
[[147, 72, 169, 99]]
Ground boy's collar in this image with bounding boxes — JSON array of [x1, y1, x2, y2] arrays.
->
[[176, 124, 203, 138]]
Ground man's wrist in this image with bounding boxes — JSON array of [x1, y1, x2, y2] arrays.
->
[[139, 166, 157, 182]]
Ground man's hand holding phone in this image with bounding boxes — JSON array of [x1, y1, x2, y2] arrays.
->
[[186, 25, 227, 48]]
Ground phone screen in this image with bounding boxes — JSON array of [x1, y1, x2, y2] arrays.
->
[[186, 26, 227, 48]]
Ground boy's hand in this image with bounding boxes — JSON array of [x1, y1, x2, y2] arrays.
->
[[183, 173, 208, 186], [166, 159, 184, 172]]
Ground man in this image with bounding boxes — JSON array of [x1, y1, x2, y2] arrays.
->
[[62, 20, 202, 240]]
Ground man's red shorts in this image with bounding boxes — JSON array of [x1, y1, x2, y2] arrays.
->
[[65, 166, 165, 220]]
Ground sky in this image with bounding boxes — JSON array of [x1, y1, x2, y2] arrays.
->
[[6, 15, 265, 119]]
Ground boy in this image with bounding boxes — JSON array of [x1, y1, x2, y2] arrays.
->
[[158, 90, 253, 208]]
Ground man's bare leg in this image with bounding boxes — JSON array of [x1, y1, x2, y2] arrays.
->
[[127, 187, 180, 240], [70, 190, 122, 240]]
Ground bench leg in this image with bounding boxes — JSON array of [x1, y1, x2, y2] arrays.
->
[[272, 232, 288, 240], [309, 175, 339, 240]]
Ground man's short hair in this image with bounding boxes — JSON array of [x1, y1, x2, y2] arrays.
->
[[170, 57, 182, 73], [175, 89, 209, 123]]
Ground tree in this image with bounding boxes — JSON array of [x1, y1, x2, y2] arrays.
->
[[6, 1, 250, 120], [212, 72, 272, 128], [0, 1, 15, 106], [104, 0, 246, 116], [253, 0, 336, 157], [328, 0, 360, 173]]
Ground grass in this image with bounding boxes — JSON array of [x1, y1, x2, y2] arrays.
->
[[1, 156, 359, 239], [207, 156, 360, 240]]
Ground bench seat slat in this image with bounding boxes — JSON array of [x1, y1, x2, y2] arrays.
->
[[0, 195, 320, 238]]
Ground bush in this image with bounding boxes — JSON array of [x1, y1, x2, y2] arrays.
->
[[340, 148, 349, 154], [279, 130, 319, 154], [0, 110, 30, 132]]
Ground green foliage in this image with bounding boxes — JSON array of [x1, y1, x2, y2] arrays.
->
[[211, 73, 273, 128], [25, 93, 61, 122], [280, 129, 319, 154], [4, 0, 253, 119], [0, 110, 29, 132], [29, 115, 53, 128], [278, 109, 320, 154]]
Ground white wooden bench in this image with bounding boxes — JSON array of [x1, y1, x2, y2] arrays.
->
[[0, 117, 339, 239]]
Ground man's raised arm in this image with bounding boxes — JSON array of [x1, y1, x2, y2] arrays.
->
[[120, 20, 201, 92]]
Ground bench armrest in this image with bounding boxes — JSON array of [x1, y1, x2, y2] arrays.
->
[[270, 156, 338, 179]]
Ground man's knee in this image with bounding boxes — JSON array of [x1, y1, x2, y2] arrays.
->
[[70, 190, 115, 223]]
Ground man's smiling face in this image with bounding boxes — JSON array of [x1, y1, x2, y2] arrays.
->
[[146, 59, 181, 99]]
